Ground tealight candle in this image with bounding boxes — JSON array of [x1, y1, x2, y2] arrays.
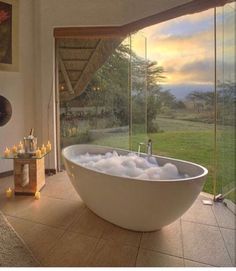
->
[[35, 191, 40, 200], [35, 148, 41, 158], [18, 141, 24, 151], [41, 144, 46, 155], [46, 141, 51, 152], [4, 147, 11, 158], [6, 187, 13, 198]]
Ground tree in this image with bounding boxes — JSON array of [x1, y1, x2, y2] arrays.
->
[[217, 81, 236, 125], [70, 43, 167, 131], [186, 90, 214, 112]]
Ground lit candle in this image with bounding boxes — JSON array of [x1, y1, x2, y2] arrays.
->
[[18, 141, 24, 151], [35, 148, 41, 158], [41, 144, 46, 155], [12, 145, 18, 156], [4, 147, 11, 158], [46, 141, 51, 152], [6, 187, 13, 198], [35, 191, 40, 200]]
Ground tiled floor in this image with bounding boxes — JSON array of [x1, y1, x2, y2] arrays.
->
[[0, 172, 235, 267]]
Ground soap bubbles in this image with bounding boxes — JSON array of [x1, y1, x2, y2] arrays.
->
[[72, 151, 188, 181]]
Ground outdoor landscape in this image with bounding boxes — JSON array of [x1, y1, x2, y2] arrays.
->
[[59, 40, 235, 202], [58, 5, 235, 202]]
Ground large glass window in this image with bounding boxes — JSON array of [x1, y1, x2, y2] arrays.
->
[[57, 37, 131, 153], [216, 3, 236, 202], [137, 9, 215, 194], [130, 33, 148, 151], [56, 3, 235, 203]]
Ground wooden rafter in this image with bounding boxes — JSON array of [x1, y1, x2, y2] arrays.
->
[[73, 38, 122, 97], [73, 40, 101, 93], [58, 38, 122, 101], [58, 54, 74, 94]]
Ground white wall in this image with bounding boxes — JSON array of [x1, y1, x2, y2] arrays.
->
[[0, 0, 35, 173]]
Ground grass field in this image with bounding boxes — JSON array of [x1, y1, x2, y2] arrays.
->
[[90, 117, 235, 201]]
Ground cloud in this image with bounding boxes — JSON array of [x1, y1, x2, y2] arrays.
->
[[145, 27, 215, 83], [178, 59, 214, 83], [142, 8, 214, 39], [132, 6, 235, 85]]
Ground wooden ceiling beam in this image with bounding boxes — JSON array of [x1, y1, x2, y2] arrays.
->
[[54, 0, 229, 38]]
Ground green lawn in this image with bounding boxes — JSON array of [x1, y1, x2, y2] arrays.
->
[[90, 117, 235, 201], [91, 130, 215, 193]]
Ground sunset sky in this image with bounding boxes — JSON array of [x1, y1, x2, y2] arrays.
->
[[132, 4, 235, 87]]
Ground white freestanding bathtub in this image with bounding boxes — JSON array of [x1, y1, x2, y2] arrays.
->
[[62, 144, 208, 231]]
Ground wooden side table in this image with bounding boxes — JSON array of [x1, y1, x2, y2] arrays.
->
[[14, 157, 45, 195], [2, 154, 48, 195]]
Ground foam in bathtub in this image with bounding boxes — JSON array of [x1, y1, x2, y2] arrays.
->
[[72, 151, 189, 180]]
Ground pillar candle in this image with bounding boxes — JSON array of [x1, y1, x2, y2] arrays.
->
[[41, 144, 46, 155], [4, 147, 11, 158], [46, 141, 51, 152], [11, 145, 17, 156], [6, 187, 13, 198], [35, 191, 40, 200], [35, 148, 41, 158], [18, 141, 24, 151]]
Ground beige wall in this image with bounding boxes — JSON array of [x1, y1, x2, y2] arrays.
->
[[0, 0, 35, 173]]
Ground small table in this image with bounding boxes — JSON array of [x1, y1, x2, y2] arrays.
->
[[2, 153, 49, 195]]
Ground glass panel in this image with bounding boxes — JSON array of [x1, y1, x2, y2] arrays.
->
[[216, 3, 236, 203], [134, 9, 215, 194], [130, 32, 148, 152], [1, 152, 50, 159], [58, 37, 130, 163]]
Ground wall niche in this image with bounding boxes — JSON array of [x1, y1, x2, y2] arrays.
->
[[0, 95, 12, 126]]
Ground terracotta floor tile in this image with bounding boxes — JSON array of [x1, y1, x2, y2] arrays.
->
[[88, 239, 138, 267], [102, 221, 142, 247], [184, 259, 213, 267], [12, 196, 85, 229], [1, 173, 234, 267], [182, 220, 232, 266], [6, 215, 64, 263], [182, 195, 217, 226], [42, 171, 80, 201], [67, 207, 110, 238], [136, 249, 184, 267], [43, 231, 98, 267], [212, 202, 236, 230], [141, 219, 183, 257], [0, 195, 35, 216], [0, 176, 13, 192], [220, 227, 236, 266]]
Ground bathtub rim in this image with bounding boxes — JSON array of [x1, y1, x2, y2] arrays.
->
[[62, 144, 208, 183]]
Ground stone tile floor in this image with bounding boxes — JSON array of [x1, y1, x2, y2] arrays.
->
[[0, 171, 235, 267]]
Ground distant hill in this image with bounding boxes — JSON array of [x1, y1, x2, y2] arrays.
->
[[161, 84, 214, 100]]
